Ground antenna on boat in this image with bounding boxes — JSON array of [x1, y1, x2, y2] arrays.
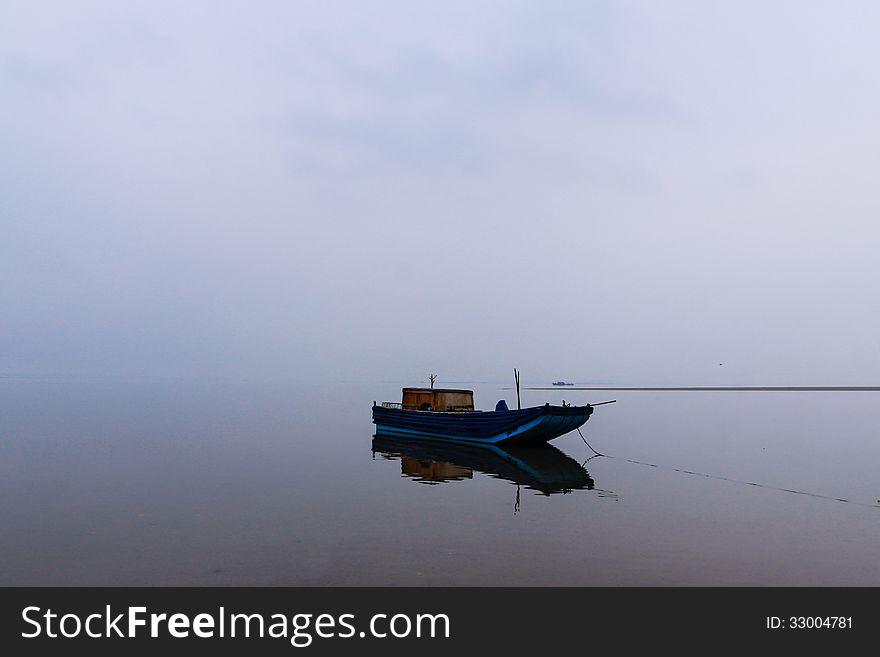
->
[[429, 374, 437, 389], [513, 368, 521, 409]]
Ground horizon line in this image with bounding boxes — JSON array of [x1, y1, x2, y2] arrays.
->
[[517, 386, 880, 392]]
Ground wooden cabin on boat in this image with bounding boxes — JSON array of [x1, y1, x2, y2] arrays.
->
[[401, 387, 474, 412]]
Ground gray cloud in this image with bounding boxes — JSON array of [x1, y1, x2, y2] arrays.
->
[[2, 1, 879, 384]]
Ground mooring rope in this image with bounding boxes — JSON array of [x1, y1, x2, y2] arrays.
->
[[577, 426, 604, 457], [575, 438, 879, 508]]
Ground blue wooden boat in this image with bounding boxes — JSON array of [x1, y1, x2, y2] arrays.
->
[[372, 387, 593, 445]]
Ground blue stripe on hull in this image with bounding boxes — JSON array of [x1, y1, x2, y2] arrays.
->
[[373, 404, 592, 445]]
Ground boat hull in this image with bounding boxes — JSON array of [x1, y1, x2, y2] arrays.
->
[[371, 403, 593, 445]]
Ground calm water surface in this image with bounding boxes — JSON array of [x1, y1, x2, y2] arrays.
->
[[1, 380, 878, 585]]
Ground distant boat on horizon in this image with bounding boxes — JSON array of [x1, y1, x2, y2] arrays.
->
[[551, 381, 574, 386]]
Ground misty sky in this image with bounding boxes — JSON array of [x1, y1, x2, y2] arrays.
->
[[2, 1, 879, 384]]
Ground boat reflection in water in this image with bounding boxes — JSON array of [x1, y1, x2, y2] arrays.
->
[[371, 435, 595, 496]]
